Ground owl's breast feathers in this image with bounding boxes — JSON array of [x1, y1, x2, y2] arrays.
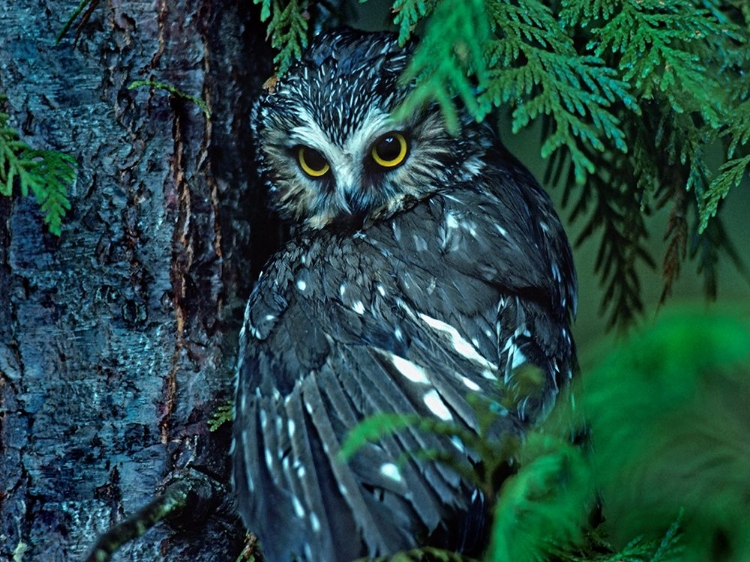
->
[[233, 162, 576, 561]]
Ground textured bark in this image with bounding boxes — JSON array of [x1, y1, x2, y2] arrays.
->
[[0, 1, 272, 559]]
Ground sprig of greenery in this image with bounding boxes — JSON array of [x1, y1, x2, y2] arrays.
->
[[564, 0, 736, 125], [128, 80, 211, 118], [207, 402, 234, 432], [395, 0, 490, 133], [254, 0, 309, 75], [56, 0, 100, 45], [485, 0, 635, 184], [391, 0, 437, 45], [0, 102, 75, 235], [701, 98, 750, 230], [576, 158, 655, 331], [560, 0, 748, 321]]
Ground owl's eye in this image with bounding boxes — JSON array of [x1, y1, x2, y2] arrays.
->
[[371, 132, 408, 168], [298, 147, 330, 178]]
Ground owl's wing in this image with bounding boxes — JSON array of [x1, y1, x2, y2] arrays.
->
[[366, 162, 577, 409], [234, 266, 500, 561], [234, 171, 576, 561]]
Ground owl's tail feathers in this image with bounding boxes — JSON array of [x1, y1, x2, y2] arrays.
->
[[307, 360, 474, 554], [234, 383, 388, 561], [234, 372, 460, 561]]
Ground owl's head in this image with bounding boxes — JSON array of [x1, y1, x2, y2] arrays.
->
[[252, 28, 492, 230]]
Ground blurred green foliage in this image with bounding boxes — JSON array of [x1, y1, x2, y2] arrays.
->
[[341, 308, 750, 562], [582, 309, 750, 562]]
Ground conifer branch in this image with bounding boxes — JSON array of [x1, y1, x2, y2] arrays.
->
[[128, 80, 211, 118], [254, 0, 310, 74], [0, 99, 76, 235]]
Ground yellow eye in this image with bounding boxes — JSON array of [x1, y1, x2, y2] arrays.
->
[[371, 132, 408, 168], [298, 147, 330, 177]]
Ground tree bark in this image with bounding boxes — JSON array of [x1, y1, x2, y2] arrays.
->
[[0, 1, 272, 559]]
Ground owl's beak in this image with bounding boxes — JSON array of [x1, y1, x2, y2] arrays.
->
[[334, 162, 366, 215], [341, 188, 366, 214]]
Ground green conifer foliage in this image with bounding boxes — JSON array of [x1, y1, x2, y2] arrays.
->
[[253, 0, 309, 74], [582, 310, 750, 562], [0, 99, 75, 236], [258, 0, 749, 330]]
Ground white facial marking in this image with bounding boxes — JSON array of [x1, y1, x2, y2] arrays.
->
[[342, 107, 391, 156], [297, 279, 307, 291], [352, 300, 366, 315]]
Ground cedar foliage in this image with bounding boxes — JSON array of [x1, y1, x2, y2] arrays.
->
[[256, 0, 750, 331], [0, 95, 75, 235]]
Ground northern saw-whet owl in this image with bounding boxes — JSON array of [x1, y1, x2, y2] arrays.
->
[[233, 27, 577, 562]]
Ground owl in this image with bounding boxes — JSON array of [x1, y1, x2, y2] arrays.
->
[[233, 27, 577, 562]]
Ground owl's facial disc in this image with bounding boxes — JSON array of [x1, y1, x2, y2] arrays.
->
[[282, 109, 416, 226]]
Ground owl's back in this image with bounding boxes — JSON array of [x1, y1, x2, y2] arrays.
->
[[233, 140, 576, 560]]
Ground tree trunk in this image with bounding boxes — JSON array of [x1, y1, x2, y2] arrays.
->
[[0, 1, 272, 559]]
